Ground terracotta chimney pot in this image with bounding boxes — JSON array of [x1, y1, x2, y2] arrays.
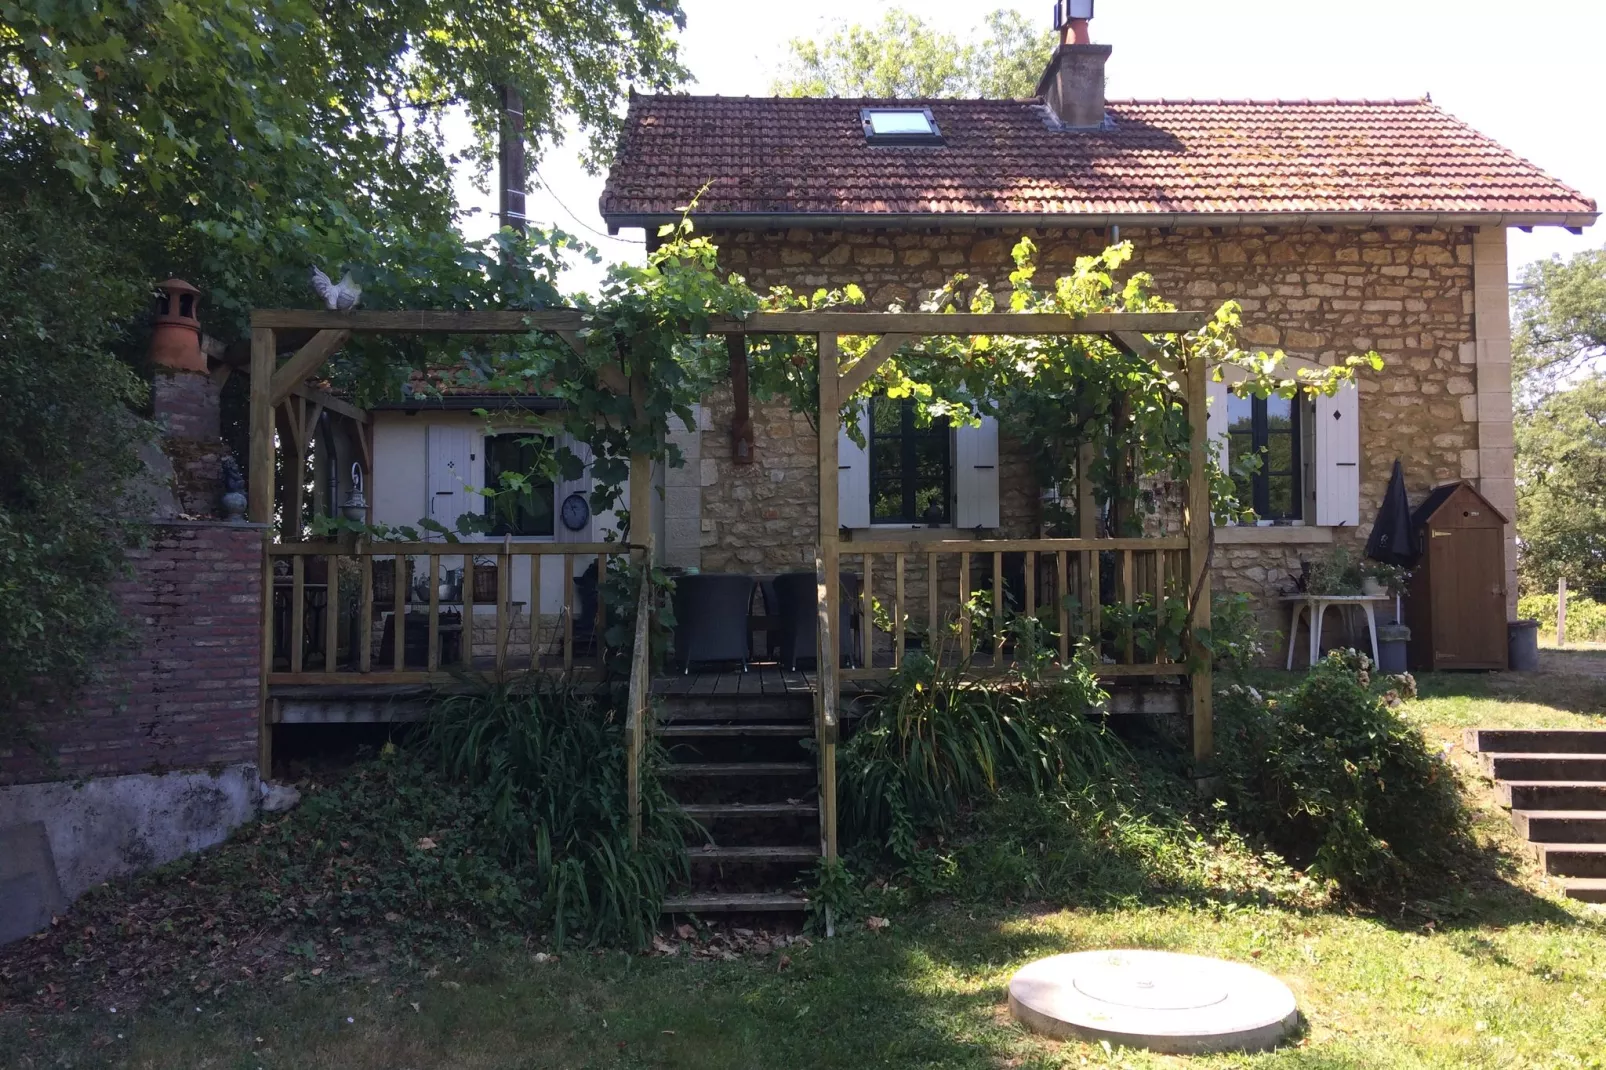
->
[[150, 278, 205, 373]]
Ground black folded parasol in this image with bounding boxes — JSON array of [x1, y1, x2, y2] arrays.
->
[[1365, 459, 1418, 567]]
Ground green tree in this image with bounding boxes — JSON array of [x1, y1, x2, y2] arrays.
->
[[0, 0, 688, 722], [773, 8, 1053, 98], [1515, 377, 1606, 594], [1513, 247, 1606, 404]]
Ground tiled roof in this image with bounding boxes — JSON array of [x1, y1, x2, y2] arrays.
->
[[600, 96, 1596, 227]]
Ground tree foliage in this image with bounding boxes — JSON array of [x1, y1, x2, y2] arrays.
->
[[773, 8, 1053, 98], [0, 1, 688, 723], [1515, 376, 1606, 594], [1513, 247, 1606, 405], [0, 178, 151, 723]]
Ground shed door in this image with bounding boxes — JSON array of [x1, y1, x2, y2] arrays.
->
[[1427, 525, 1507, 668]]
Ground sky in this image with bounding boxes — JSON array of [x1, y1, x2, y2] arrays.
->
[[452, 0, 1605, 295]]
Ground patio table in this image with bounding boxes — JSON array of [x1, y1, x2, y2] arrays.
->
[[1280, 593, 1393, 669]]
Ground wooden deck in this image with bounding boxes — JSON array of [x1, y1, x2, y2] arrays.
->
[[652, 666, 815, 698]]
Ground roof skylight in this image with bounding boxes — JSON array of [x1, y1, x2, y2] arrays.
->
[[861, 108, 944, 146]]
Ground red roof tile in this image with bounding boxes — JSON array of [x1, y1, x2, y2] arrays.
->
[[600, 96, 1596, 227]]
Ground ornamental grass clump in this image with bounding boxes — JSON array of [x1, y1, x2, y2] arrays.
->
[[1215, 650, 1474, 902], [837, 621, 1123, 862], [422, 680, 691, 948]]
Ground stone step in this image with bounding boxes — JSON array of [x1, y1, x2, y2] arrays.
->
[[1512, 810, 1606, 844], [1497, 782, 1606, 811], [1534, 843, 1606, 879], [1466, 729, 1606, 756], [1559, 878, 1606, 904], [662, 892, 809, 914], [686, 844, 819, 863], [662, 762, 815, 778], [1480, 753, 1606, 782]]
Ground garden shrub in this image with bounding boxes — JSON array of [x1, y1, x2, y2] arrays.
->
[[1208, 590, 1275, 672], [1518, 591, 1606, 644], [1214, 650, 1473, 901], [421, 679, 691, 948], [838, 624, 1123, 863]]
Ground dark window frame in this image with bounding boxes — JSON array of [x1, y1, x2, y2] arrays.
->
[[860, 107, 945, 146], [1228, 396, 1303, 522], [869, 397, 952, 525], [482, 432, 557, 538]]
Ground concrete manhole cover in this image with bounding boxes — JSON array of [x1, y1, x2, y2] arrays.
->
[[1008, 950, 1299, 1054]]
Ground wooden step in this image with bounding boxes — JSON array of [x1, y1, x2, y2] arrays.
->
[[656, 724, 812, 739], [1498, 781, 1606, 811], [1466, 729, 1606, 756], [1512, 810, 1606, 844], [1559, 878, 1606, 903], [681, 802, 818, 819], [662, 762, 814, 777], [1534, 843, 1606, 879], [687, 844, 819, 863], [662, 892, 809, 913], [1481, 753, 1606, 782]]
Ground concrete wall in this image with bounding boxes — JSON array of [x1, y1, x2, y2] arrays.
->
[[0, 764, 258, 900]]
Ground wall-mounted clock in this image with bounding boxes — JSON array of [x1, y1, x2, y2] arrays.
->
[[560, 492, 591, 532]]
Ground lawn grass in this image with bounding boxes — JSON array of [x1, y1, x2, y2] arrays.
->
[[4, 669, 1605, 1070]]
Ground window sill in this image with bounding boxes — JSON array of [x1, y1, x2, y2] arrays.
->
[[846, 526, 960, 543], [1214, 525, 1334, 546]]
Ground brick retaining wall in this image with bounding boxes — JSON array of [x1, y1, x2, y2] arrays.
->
[[0, 520, 263, 786]]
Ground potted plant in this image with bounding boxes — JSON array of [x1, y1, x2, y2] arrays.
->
[[1305, 546, 1365, 596], [1362, 561, 1407, 598]]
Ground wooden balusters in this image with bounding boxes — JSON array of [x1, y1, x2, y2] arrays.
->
[[958, 552, 971, 658], [894, 553, 906, 668], [392, 554, 406, 673], [359, 554, 373, 673], [290, 555, 305, 674], [1056, 551, 1070, 663], [562, 553, 575, 674], [496, 547, 511, 672], [596, 552, 607, 670], [860, 553, 874, 670], [536, 549, 549, 668], [461, 556, 476, 668], [927, 551, 939, 645], [992, 551, 1004, 664], [1121, 548, 1135, 664], [427, 553, 441, 672], [324, 553, 339, 671]]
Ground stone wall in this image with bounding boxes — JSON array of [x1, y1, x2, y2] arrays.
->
[[694, 223, 1497, 646], [0, 521, 264, 786]]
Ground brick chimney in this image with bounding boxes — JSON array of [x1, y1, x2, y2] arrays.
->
[[1039, 0, 1111, 130]]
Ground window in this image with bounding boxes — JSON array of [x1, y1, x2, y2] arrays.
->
[[1228, 394, 1302, 521], [861, 107, 944, 146], [483, 433, 555, 537], [869, 398, 951, 524]]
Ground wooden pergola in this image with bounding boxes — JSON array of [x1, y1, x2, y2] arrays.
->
[[247, 306, 1212, 854]]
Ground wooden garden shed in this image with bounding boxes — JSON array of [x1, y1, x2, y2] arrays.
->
[[1407, 481, 1510, 671]]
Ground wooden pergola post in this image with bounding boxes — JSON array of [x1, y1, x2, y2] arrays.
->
[[816, 333, 841, 865], [1184, 346, 1214, 767]]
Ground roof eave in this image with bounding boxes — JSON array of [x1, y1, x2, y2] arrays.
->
[[601, 209, 1600, 232]]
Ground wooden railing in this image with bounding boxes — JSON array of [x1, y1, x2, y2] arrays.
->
[[834, 536, 1195, 681], [264, 539, 636, 685]]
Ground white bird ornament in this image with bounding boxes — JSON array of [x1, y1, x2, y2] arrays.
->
[[310, 266, 362, 310]]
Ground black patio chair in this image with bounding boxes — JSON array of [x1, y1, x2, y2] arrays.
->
[[672, 573, 758, 673], [772, 571, 862, 671]]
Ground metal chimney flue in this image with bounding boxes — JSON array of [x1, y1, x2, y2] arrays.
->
[[1041, 0, 1110, 129]]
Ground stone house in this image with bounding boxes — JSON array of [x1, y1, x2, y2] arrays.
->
[[595, 33, 1596, 639]]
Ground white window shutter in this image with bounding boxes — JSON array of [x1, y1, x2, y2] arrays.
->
[[837, 404, 871, 529], [1314, 381, 1361, 527], [426, 425, 476, 538], [1206, 372, 1231, 469], [954, 415, 1001, 530], [555, 432, 593, 543]]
